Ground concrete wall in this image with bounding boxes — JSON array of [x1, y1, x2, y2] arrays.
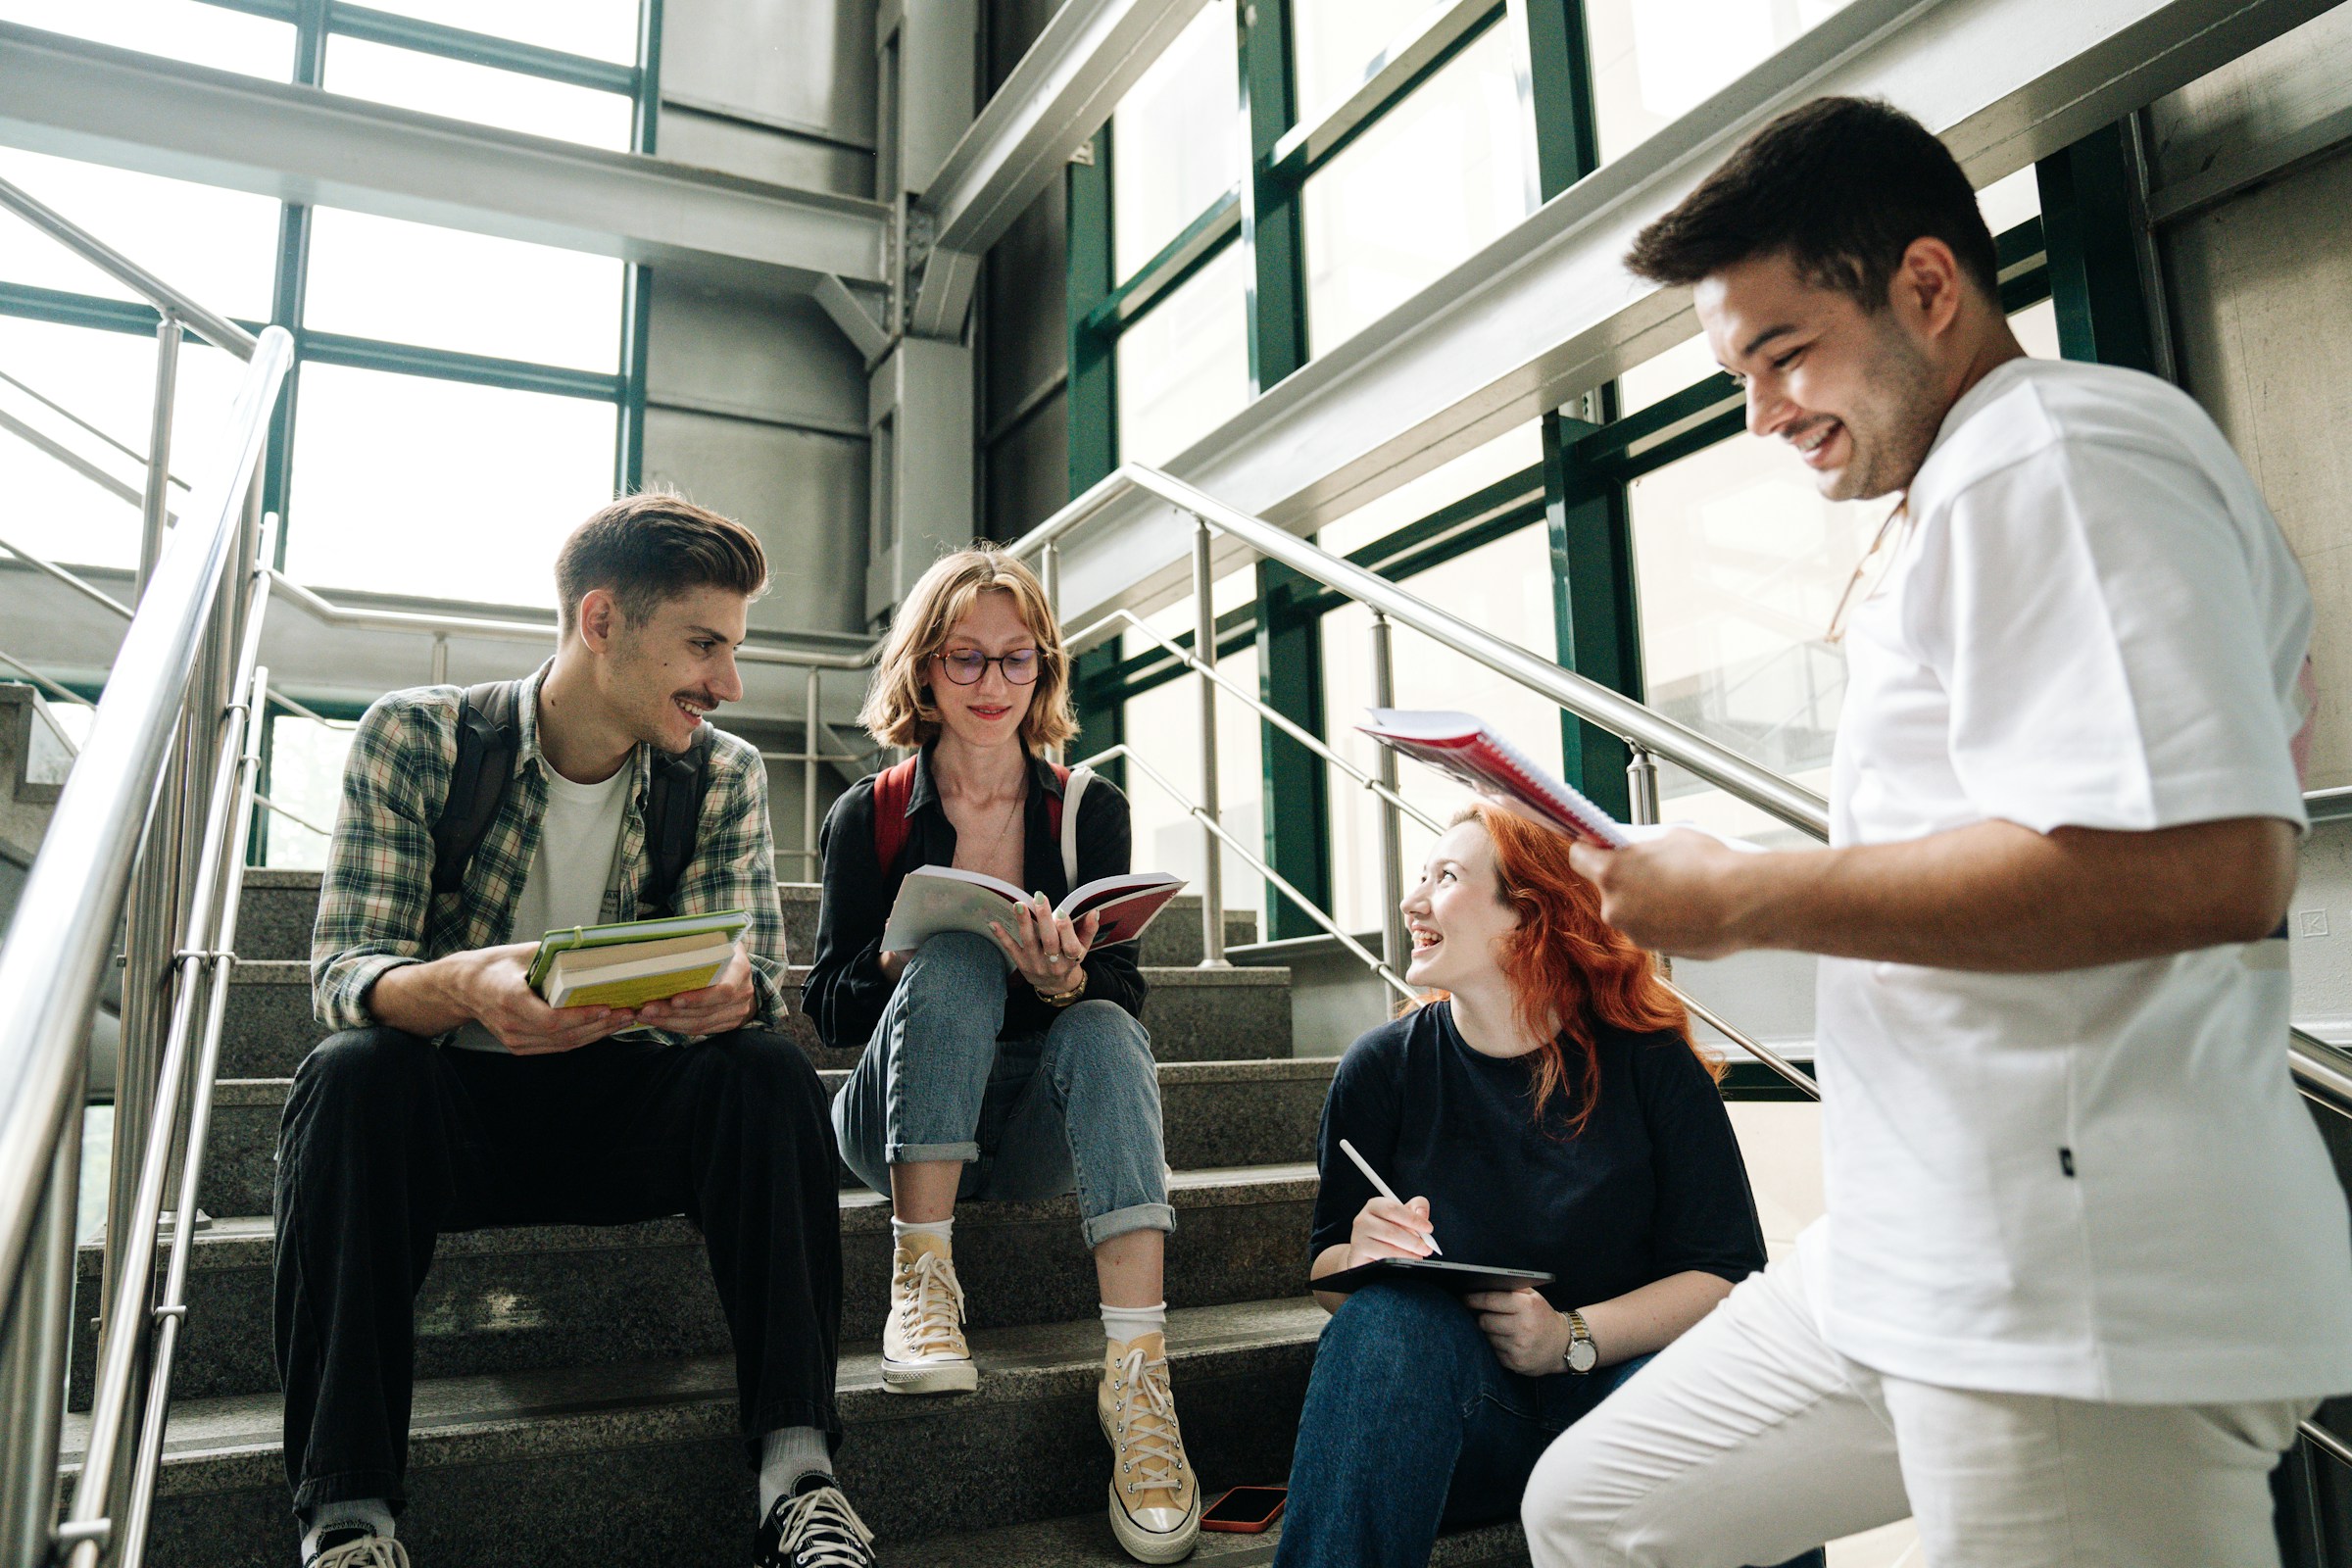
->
[[647, 0, 880, 645], [2148, 2, 2352, 1030]]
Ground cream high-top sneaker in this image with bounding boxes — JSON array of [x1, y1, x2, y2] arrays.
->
[[1097, 1331, 1200, 1563], [878, 1232, 976, 1395]]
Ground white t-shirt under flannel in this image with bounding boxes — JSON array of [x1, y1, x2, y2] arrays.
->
[[448, 759, 630, 1053], [1806, 356, 2352, 1403]]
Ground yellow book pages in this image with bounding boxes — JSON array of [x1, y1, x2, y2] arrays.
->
[[553, 960, 727, 1010]]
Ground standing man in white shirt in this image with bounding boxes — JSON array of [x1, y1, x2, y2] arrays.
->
[[1517, 96, 2352, 1568]]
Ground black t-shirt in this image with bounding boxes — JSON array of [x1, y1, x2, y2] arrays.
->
[[1309, 1002, 1768, 1311]]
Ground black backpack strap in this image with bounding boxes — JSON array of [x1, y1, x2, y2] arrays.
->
[[430, 679, 524, 899], [640, 731, 711, 916]]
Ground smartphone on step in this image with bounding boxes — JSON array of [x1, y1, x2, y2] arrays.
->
[[1200, 1485, 1287, 1534]]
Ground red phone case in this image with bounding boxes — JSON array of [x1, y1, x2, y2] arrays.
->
[[1200, 1486, 1287, 1534]]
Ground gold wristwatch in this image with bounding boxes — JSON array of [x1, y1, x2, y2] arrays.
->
[[1036, 965, 1088, 1007], [1560, 1308, 1598, 1375]]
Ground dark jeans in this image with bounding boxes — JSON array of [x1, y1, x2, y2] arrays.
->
[[1275, 1283, 1828, 1568], [272, 1027, 842, 1518]]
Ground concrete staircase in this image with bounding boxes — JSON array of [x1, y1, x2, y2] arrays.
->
[[63, 871, 1535, 1566]]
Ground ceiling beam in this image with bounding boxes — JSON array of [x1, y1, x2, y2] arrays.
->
[[0, 23, 891, 289], [1029, 0, 2333, 627], [906, 0, 1207, 332]]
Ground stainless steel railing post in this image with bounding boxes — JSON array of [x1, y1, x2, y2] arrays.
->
[[802, 666, 821, 880], [0, 1094, 83, 1568], [1627, 744, 1659, 826], [1191, 519, 1226, 966], [1370, 611, 1408, 979], [135, 318, 182, 602]]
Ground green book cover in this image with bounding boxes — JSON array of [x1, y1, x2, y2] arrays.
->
[[524, 908, 752, 991]]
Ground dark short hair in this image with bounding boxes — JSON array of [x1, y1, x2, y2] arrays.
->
[[1625, 97, 1999, 310], [554, 492, 768, 634]]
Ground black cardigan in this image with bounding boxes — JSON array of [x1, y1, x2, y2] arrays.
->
[[801, 745, 1150, 1053]]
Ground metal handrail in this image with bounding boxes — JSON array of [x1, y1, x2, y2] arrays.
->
[[0, 326, 291, 1565], [1012, 462, 1832, 841], [1081, 742, 1418, 1002], [62, 545, 278, 1568], [0, 176, 256, 358]]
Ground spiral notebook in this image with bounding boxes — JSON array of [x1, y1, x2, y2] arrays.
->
[[1355, 710, 1630, 849]]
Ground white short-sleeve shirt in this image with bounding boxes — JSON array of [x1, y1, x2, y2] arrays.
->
[[1810, 355, 2352, 1403]]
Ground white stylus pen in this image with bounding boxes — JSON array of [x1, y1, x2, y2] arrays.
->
[[1337, 1137, 1444, 1256]]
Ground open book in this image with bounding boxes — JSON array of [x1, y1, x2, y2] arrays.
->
[[526, 908, 751, 1009], [1356, 709, 1631, 849], [879, 866, 1186, 962]]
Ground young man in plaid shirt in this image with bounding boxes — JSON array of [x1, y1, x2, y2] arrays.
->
[[278, 495, 872, 1568]]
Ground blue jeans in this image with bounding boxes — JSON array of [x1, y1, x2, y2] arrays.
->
[[1275, 1283, 1828, 1568], [830, 932, 1174, 1247]]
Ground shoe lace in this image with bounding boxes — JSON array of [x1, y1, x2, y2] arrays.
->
[[1107, 1347, 1187, 1496], [893, 1249, 966, 1357], [313, 1538, 409, 1568], [776, 1486, 875, 1568]]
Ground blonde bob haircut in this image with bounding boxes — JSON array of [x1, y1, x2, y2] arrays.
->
[[859, 545, 1077, 752]]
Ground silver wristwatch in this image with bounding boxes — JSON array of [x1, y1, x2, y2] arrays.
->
[[1560, 1308, 1598, 1375]]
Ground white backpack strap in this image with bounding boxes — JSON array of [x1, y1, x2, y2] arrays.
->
[[1060, 765, 1093, 888]]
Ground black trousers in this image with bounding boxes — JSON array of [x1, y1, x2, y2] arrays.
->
[[272, 1027, 843, 1517]]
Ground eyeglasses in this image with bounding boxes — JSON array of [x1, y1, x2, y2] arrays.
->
[[933, 648, 1041, 686], [1824, 499, 1913, 646]]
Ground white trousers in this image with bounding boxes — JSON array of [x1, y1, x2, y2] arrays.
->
[[1521, 1255, 2310, 1568]]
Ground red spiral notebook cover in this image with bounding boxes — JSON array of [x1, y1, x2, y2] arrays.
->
[[1355, 710, 1631, 849]]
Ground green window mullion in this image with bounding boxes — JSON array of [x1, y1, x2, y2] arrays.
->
[[1066, 128, 1123, 787], [1522, 1, 1639, 814], [1242, 3, 1326, 939], [1544, 410, 1642, 818], [2036, 122, 2164, 377]]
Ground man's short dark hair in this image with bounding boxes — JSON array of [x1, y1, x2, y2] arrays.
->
[[1626, 97, 1999, 310], [554, 492, 769, 634]]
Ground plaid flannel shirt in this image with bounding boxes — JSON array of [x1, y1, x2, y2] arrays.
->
[[311, 661, 789, 1043]]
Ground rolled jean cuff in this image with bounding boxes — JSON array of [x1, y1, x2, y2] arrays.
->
[[886, 1139, 980, 1165], [1083, 1200, 1175, 1248]]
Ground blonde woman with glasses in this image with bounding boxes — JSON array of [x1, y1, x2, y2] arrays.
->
[[804, 546, 1199, 1563]]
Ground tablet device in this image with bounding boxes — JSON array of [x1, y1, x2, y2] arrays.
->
[[1312, 1257, 1555, 1295]]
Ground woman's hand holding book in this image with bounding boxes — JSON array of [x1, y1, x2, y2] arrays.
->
[[988, 893, 1102, 995]]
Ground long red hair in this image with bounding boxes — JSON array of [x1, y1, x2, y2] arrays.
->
[[1420, 803, 1716, 1136]]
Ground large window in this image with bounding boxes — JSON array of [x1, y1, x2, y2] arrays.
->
[[1114, 245, 1250, 466], [283, 365, 619, 604], [0, 4, 648, 874], [1110, 1, 1242, 281], [1585, 0, 1855, 163], [1300, 22, 1531, 357]]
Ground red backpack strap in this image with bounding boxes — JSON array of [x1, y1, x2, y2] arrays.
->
[[870, 758, 918, 873], [1045, 762, 1070, 843]]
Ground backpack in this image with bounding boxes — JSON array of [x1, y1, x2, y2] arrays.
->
[[870, 757, 1093, 887], [430, 678, 710, 917]]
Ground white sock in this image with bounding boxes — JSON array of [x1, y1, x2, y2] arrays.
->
[[302, 1498, 393, 1560], [758, 1426, 836, 1518], [1101, 1301, 1168, 1344], [891, 1216, 953, 1248]]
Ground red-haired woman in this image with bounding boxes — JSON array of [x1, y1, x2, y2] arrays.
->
[[1274, 804, 1819, 1568]]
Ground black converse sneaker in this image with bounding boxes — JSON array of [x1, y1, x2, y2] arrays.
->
[[754, 1477, 877, 1568], [306, 1527, 409, 1568]]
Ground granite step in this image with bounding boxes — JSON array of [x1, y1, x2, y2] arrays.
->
[[879, 1509, 1530, 1566], [74, 1164, 1320, 1407], [219, 960, 1294, 1079], [70, 1298, 1331, 1566], [199, 1057, 1337, 1221], [236, 873, 1258, 971]]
